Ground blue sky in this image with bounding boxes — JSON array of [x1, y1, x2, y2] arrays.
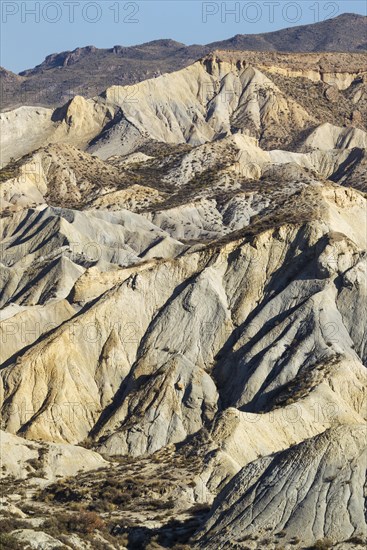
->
[[1, 0, 366, 73]]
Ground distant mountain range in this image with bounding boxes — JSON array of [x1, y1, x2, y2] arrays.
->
[[1, 13, 366, 110]]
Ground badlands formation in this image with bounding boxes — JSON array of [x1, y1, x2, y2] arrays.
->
[[0, 49, 366, 549]]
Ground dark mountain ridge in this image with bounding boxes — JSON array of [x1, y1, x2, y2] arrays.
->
[[1, 13, 366, 110]]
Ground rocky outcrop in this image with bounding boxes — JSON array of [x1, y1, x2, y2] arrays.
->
[[196, 425, 367, 549], [2, 52, 366, 165], [0, 430, 106, 481], [0, 184, 365, 458], [0, 42, 366, 549]]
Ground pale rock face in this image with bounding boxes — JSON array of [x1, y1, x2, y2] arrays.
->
[[5, 53, 366, 164], [196, 425, 367, 548], [12, 530, 69, 549], [262, 62, 366, 90], [303, 122, 367, 151], [0, 185, 365, 457], [0, 430, 107, 481], [0, 107, 54, 166], [0, 300, 76, 363], [0, 49, 366, 549]]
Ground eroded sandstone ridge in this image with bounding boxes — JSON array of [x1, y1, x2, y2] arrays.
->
[[0, 50, 366, 549]]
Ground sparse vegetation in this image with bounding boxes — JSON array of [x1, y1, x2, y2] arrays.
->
[[0, 533, 24, 550], [0, 517, 30, 534], [307, 539, 333, 549], [347, 535, 366, 545], [44, 510, 105, 536]]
